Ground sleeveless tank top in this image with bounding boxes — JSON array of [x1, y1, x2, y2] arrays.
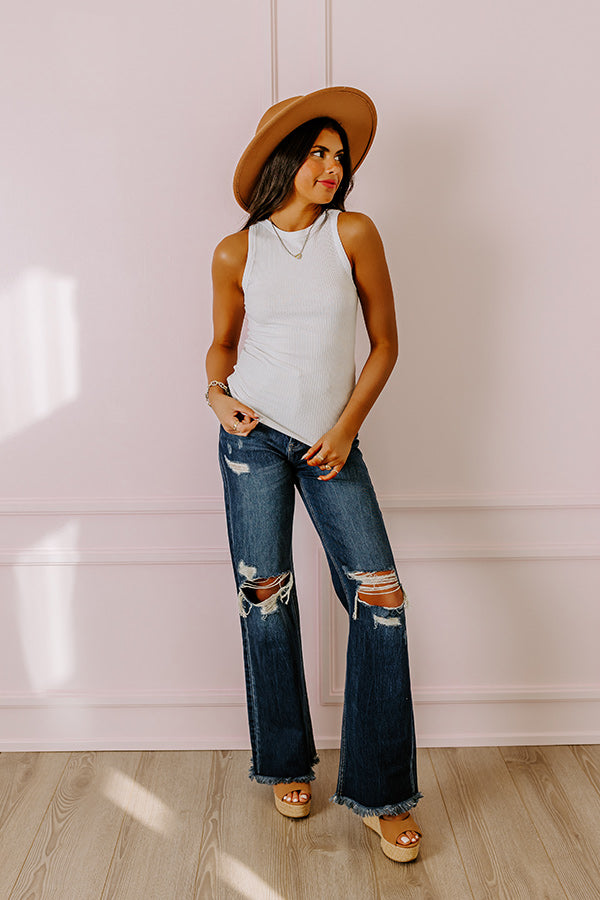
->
[[227, 209, 359, 446]]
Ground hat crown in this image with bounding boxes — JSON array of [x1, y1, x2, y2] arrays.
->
[[256, 96, 303, 135]]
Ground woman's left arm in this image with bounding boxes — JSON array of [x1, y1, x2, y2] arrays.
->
[[303, 212, 398, 481]]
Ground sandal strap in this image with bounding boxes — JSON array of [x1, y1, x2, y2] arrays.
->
[[273, 782, 311, 800], [379, 812, 422, 845]]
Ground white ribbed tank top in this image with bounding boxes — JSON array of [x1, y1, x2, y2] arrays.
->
[[227, 209, 358, 446]]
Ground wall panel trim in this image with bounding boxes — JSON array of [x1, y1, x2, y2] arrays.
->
[[1, 548, 230, 566], [324, 0, 332, 86], [0, 689, 245, 709], [0, 497, 226, 515], [2, 492, 599, 516], [379, 493, 600, 510], [270, 0, 278, 103], [416, 730, 600, 748], [323, 684, 600, 706]]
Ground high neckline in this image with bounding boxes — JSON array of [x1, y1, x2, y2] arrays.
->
[[268, 210, 326, 234]]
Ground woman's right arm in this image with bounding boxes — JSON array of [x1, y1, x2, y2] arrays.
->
[[205, 231, 260, 436]]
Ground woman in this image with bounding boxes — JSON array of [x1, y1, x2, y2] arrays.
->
[[205, 87, 422, 863]]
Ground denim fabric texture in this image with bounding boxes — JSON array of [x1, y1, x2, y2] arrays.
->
[[219, 422, 422, 817]]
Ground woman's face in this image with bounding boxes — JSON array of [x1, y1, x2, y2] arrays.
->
[[292, 127, 345, 206]]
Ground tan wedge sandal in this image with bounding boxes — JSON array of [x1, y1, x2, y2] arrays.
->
[[273, 782, 311, 818], [363, 812, 422, 862]]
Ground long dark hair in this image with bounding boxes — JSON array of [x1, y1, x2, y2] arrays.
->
[[243, 117, 353, 229]]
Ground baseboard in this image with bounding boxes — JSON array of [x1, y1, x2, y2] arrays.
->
[[1, 697, 598, 751]]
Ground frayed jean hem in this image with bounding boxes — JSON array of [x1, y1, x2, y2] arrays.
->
[[248, 756, 319, 785], [329, 790, 423, 818]]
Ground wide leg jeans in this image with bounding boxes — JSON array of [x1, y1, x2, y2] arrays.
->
[[219, 423, 422, 817]]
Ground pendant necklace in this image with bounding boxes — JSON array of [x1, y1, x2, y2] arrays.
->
[[269, 213, 323, 259]]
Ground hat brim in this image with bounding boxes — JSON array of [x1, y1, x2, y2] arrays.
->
[[233, 86, 377, 211]]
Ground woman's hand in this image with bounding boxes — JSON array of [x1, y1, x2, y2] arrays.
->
[[302, 425, 355, 481], [210, 391, 260, 436]]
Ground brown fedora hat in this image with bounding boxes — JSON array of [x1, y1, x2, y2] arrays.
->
[[233, 86, 377, 211]]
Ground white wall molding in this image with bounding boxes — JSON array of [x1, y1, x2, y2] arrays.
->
[[2, 691, 597, 751], [0, 737, 255, 752], [390, 543, 600, 561], [323, 683, 600, 706], [3, 732, 597, 752], [0, 689, 245, 709], [3, 732, 598, 752], [415, 730, 600, 748], [2, 491, 599, 516], [324, 0, 333, 87], [0, 548, 230, 566], [270, 0, 278, 103], [378, 493, 600, 511], [0, 497, 226, 515]]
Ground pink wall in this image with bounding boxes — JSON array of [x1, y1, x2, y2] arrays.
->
[[1, 0, 599, 750]]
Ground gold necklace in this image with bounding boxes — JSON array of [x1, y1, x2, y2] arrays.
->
[[269, 214, 321, 259]]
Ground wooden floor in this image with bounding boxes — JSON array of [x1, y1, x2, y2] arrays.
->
[[1, 746, 600, 899]]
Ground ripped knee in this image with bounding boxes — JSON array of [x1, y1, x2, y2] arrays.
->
[[347, 569, 405, 619], [245, 575, 289, 602], [237, 564, 293, 617]]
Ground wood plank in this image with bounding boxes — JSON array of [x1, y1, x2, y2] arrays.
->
[[196, 748, 383, 899], [360, 748, 474, 899], [501, 745, 600, 899], [430, 747, 564, 900], [8, 750, 141, 900], [195, 746, 303, 899], [101, 750, 214, 899], [0, 752, 71, 897], [5, 747, 596, 898], [292, 748, 381, 900], [195, 748, 474, 899], [401, 749, 474, 898], [570, 744, 600, 798]]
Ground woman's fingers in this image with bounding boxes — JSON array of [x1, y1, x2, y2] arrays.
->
[[215, 397, 260, 435], [302, 444, 342, 478], [302, 428, 355, 480], [238, 402, 259, 420], [227, 414, 259, 436], [231, 406, 259, 427], [317, 464, 341, 481], [302, 442, 330, 467]]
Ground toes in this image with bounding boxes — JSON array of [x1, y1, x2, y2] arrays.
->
[[283, 790, 309, 803], [398, 830, 419, 845], [380, 813, 420, 847]]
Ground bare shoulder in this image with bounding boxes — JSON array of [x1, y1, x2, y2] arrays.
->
[[337, 210, 379, 239], [337, 211, 384, 264], [212, 230, 248, 285]]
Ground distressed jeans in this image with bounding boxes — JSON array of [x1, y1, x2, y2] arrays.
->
[[218, 423, 422, 817]]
